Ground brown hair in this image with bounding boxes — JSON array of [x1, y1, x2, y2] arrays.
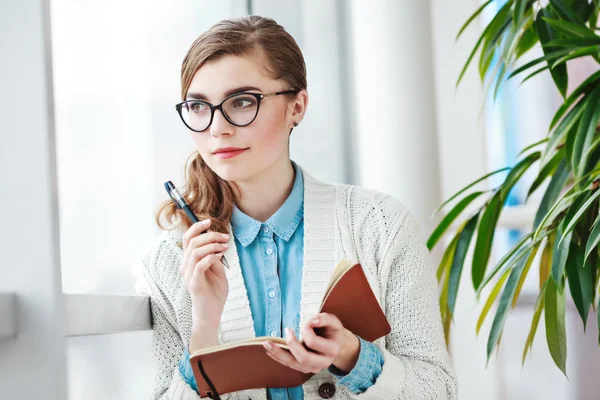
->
[[155, 15, 307, 234]]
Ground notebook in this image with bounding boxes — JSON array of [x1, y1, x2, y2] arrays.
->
[[189, 259, 391, 399]]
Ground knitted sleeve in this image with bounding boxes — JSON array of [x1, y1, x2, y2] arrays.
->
[[132, 241, 232, 400], [346, 197, 458, 399]]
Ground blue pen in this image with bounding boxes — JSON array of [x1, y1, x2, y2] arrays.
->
[[164, 181, 230, 269]]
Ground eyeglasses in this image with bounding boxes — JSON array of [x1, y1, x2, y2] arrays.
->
[[175, 89, 300, 132]]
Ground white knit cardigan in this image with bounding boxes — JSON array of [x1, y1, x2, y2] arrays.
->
[[132, 165, 458, 400]]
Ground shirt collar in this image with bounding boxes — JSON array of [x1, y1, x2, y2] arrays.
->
[[231, 161, 304, 247]]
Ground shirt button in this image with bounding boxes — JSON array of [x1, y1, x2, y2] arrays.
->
[[264, 227, 269, 233], [269, 291, 276, 298], [270, 331, 277, 337], [266, 248, 273, 255]]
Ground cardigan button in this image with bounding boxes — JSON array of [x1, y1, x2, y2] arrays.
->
[[318, 382, 335, 398]]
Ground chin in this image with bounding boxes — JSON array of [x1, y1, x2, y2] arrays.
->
[[210, 163, 252, 183]]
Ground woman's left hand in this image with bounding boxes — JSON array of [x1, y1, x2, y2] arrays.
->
[[263, 312, 360, 374]]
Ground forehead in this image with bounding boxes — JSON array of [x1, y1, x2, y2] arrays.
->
[[188, 54, 275, 102]]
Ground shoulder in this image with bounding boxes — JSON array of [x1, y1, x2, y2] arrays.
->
[[299, 165, 418, 236], [338, 183, 413, 229], [300, 164, 409, 219], [338, 184, 426, 261]]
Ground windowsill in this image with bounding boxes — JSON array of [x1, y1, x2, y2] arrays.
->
[[65, 294, 151, 336]]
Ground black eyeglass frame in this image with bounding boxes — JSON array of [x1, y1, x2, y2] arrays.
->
[[175, 89, 301, 132]]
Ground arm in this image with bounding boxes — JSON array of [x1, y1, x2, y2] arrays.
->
[[149, 296, 207, 400], [328, 336, 384, 394], [133, 255, 231, 400], [345, 206, 458, 399]]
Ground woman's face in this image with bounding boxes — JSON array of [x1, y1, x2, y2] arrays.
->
[[185, 53, 305, 183]]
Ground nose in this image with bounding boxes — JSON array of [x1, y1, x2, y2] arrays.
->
[[209, 107, 234, 137]]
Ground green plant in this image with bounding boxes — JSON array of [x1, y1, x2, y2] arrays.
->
[[430, 0, 600, 375]]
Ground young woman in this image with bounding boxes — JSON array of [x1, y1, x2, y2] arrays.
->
[[133, 15, 457, 400]]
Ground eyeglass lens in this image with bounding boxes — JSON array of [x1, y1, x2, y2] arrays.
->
[[180, 93, 259, 131]]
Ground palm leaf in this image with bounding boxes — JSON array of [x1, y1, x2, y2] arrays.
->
[[572, 85, 600, 178], [472, 192, 503, 290], [540, 234, 555, 288], [552, 220, 574, 287], [431, 167, 509, 218], [448, 213, 480, 313], [456, 0, 495, 41], [566, 242, 594, 329], [427, 191, 486, 250], [584, 213, 600, 263], [536, 6, 569, 97], [549, 70, 600, 131], [477, 268, 512, 335], [545, 277, 568, 376], [512, 241, 542, 308], [522, 281, 548, 364], [487, 248, 532, 359]]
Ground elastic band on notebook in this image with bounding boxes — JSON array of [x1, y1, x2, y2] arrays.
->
[[198, 361, 221, 400]]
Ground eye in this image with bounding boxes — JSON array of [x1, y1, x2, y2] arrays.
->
[[189, 102, 209, 113], [231, 97, 257, 109]]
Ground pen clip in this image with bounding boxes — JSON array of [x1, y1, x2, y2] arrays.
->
[[164, 181, 185, 209]]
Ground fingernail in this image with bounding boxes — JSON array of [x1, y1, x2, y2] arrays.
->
[[285, 328, 292, 338], [263, 342, 272, 350], [312, 317, 319, 324], [222, 242, 230, 248], [201, 219, 210, 225], [222, 233, 230, 239]]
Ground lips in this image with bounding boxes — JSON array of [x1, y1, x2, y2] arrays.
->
[[212, 147, 248, 159], [213, 147, 248, 154]]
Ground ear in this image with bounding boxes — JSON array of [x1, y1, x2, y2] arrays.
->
[[288, 89, 308, 129]]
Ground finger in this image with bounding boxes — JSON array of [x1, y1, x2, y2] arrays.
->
[[182, 219, 211, 251], [264, 341, 312, 374], [284, 328, 330, 372], [310, 313, 343, 331], [185, 249, 220, 283], [184, 255, 197, 283], [188, 242, 229, 266], [300, 323, 338, 357], [184, 241, 228, 279], [181, 232, 229, 276], [266, 352, 312, 374], [181, 220, 211, 274], [188, 253, 223, 288], [188, 231, 230, 252], [204, 254, 227, 280]]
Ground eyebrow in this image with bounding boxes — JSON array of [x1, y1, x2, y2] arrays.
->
[[186, 86, 262, 101]]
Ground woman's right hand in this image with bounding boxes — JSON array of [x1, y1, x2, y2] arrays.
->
[[180, 218, 230, 332]]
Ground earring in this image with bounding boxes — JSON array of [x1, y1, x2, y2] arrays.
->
[[293, 122, 299, 127]]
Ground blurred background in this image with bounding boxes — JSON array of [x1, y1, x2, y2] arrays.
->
[[2, 0, 600, 399]]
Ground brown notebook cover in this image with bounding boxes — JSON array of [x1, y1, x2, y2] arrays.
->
[[190, 259, 391, 398]]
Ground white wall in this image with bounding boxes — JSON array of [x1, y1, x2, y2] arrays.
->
[[0, 0, 67, 399], [348, 0, 442, 231]]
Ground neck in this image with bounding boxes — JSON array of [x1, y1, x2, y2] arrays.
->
[[233, 158, 296, 222]]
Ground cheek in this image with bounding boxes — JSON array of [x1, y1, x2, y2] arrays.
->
[[252, 128, 287, 152], [250, 110, 289, 150], [189, 133, 213, 160]]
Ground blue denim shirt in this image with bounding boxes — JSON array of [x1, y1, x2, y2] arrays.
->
[[179, 162, 384, 398]]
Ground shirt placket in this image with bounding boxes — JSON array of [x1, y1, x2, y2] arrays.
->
[[261, 223, 282, 339]]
